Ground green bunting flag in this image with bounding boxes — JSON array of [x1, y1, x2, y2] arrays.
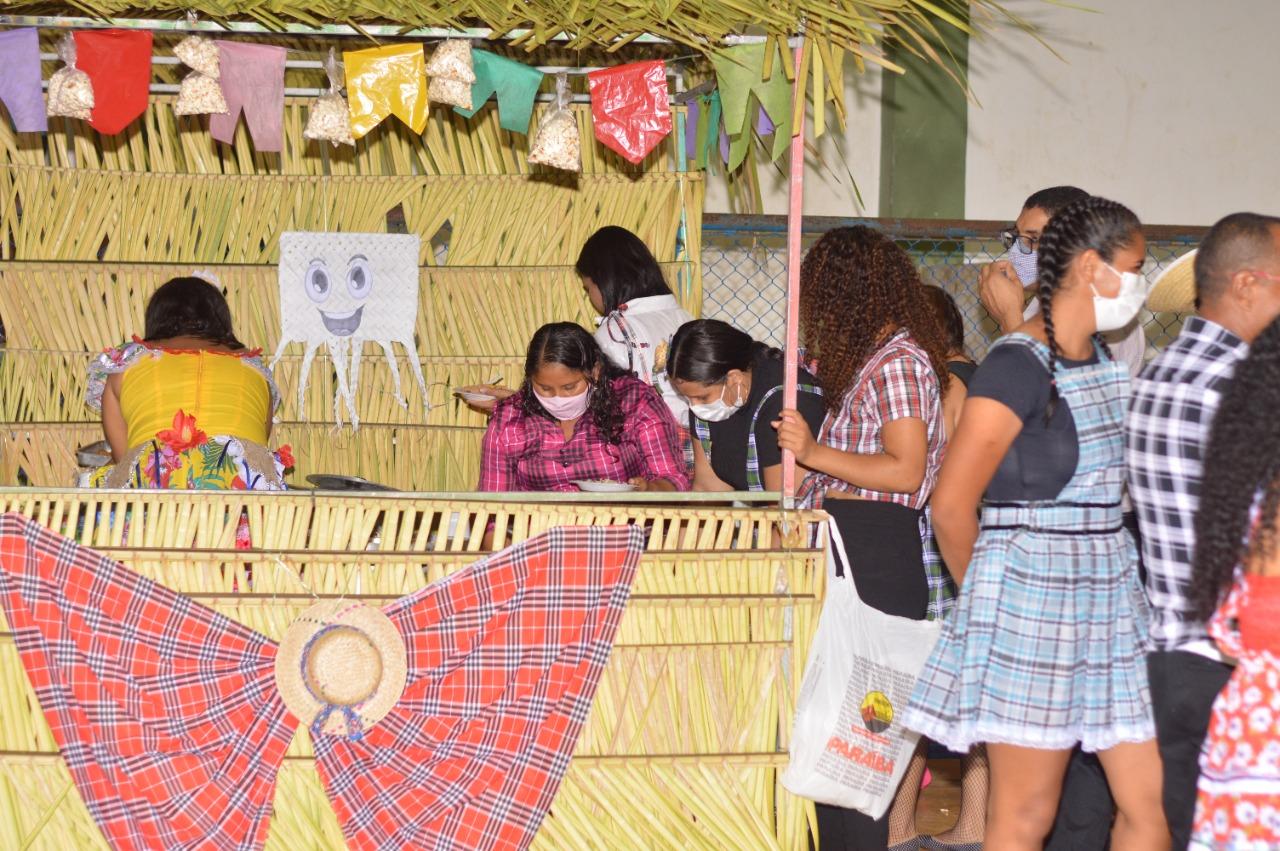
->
[[453, 50, 545, 134], [710, 43, 793, 170]]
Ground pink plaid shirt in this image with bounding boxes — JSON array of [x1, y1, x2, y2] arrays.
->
[[797, 330, 944, 510], [479, 375, 690, 492]]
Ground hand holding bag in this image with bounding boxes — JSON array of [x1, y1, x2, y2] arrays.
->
[[781, 520, 942, 818]]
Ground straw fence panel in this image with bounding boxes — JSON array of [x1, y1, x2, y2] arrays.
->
[[0, 263, 638, 351], [0, 98, 689, 179], [0, 166, 703, 269], [0, 493, 824, 849], [0, 422, 484, 489]]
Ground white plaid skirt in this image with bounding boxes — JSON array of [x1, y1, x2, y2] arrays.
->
[[903, 502, 1156, 752]]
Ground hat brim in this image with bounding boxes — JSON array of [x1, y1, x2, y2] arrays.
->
[[1147, 249, 1197, 314], [276, 600, 407, 737]]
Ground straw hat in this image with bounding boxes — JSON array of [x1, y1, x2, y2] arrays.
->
[[276, 600, 407, 739], [1147, 249, 1198, 314]]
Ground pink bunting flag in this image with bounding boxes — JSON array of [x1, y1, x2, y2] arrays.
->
[[210, 42, 286, 152]]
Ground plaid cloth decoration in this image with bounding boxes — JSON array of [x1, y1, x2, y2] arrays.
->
[[0, 514, 644, 851], [0, 513, 293, 851], [316, 525, 644, 850]]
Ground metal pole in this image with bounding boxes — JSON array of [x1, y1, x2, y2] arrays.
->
[[780, 38, 807, 509]]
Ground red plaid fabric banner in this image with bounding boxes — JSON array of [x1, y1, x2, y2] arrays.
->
[[0, 514, 643, 851], [0, 514, 292, 850]]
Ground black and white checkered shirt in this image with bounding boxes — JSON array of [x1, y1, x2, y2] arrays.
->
[[1126, 316, 1249, 655]]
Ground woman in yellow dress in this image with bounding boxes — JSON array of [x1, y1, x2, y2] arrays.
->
[[86, 276, 293, 490]]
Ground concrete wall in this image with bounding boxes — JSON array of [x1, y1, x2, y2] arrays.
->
[[966, 0, 1280, 226], [705, 1, 1279, 227]]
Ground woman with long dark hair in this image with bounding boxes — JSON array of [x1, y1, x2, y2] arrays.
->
[[478, 322, 689, 492], [667, 318, 825, 492], [85, 276, 292, 489], [1187, 315, 1280, 849], [774, 225, 951, 850], [904, 198, 1168, 849]]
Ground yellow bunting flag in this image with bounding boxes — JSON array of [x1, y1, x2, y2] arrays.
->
[[343, 44, 428, 139]]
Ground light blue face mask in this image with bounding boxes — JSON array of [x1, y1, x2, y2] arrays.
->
[[1010, 247, 1039, 286]]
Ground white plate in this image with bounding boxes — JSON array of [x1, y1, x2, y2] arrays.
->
[[573, 480, 636, 493], [454, 389, 499, 403]]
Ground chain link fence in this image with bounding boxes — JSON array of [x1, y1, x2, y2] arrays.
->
[[701, 215, 1203, 363]]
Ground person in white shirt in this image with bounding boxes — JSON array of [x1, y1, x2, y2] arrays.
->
[[458, 228, 693, 441], [576, 225, 694, 425]]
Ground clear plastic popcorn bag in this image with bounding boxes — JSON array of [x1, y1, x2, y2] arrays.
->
[[47, 33, 94, 120], [528, 73, 580, 173], [304, 48, 355, 147]]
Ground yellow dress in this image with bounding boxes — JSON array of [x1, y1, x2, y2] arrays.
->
[[86, 339, 292, 490]]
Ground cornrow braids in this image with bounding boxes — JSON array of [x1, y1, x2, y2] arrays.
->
[[1031, 196, 1143, 425], [1192, 316, 1280, 621], [799, 225, 951, 412]]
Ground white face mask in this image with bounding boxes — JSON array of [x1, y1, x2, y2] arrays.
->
[[533, 387, 591, 421], [690, 380, 744, 423], [1092, 261, 1148, 333]]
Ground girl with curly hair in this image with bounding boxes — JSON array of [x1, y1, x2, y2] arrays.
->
[[904, 198, 1168, 850], [774, 225, 951, 850], [478, 322, 689, 493], [1186, 315, 1280, 849]]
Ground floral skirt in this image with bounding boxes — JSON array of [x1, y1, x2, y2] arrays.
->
[[90, 435, 292, 491]]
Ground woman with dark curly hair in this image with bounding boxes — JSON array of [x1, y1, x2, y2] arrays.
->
[[904, 198, 1167, 850], [478, 322, 689, 493], [774, 225, 950, 850], [1186, 315, 1280, 849]]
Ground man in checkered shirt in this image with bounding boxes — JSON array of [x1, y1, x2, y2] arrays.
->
[[1127, 211, 1280, 849]]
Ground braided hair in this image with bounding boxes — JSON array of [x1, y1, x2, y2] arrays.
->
[[1192, 316, 1280, 620], [1033, 197, 1142, 424], [519, 322, 629, 444]]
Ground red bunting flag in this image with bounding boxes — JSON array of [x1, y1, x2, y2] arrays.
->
[[587, 60, 671, 164], [73, 29, 152, 135]]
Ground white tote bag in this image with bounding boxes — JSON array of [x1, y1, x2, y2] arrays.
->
[[781, 520, 942, 819]]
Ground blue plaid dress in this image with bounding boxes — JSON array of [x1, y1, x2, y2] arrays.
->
[[904, 334, 1155, 752]]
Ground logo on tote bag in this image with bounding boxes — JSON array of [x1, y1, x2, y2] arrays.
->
[[860, 691, 894, 734]]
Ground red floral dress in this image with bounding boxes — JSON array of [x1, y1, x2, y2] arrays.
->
[[1191, 572, 1280, 849]]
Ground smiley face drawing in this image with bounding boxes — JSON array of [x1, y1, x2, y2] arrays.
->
[[272, 232, 426, 429]]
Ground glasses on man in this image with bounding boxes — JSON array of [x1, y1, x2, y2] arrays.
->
[[999, 229, 1039, 255]]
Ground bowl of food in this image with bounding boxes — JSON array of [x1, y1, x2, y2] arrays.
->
[[572, 479, 637, 493], [454, 388, 500, 404], [76, 440, 112, 468], [305, 474, 397, 492]]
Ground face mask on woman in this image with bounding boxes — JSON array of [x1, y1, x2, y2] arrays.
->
[[690, 380, 744, 422], [534, 387, 591, 421], [1093, 261, 1148, 333]]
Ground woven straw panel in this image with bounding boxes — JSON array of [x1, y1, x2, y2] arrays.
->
[[0, 494, 825, 849], [0, 166, 702, 267]]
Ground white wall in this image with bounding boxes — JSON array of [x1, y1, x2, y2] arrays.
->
[[702, 66, 882, 216], [965, 0, 1280, 226]]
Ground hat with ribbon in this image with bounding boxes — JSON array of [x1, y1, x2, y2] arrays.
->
[[275, 600, 407, 740]]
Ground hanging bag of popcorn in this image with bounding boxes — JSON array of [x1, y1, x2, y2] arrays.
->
[[174, 34, 220, 78], [47, 33, 94, 120], [528, 73, 580, 173], [424, 39, 475, 110], [174, 71, 228, 115], [304, 48, 355, 147]]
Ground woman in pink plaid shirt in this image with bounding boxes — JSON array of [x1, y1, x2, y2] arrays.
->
[[478, 322, 690, 493]]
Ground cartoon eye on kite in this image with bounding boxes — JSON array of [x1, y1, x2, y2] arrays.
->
[[305, 259, 331, 304], [347, 255, 373, 299]]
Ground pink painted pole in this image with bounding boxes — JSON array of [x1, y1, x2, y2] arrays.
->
[[781, 39, 807, 507]]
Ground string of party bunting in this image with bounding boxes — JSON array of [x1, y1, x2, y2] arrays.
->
[[0, 25, 798, 171]]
